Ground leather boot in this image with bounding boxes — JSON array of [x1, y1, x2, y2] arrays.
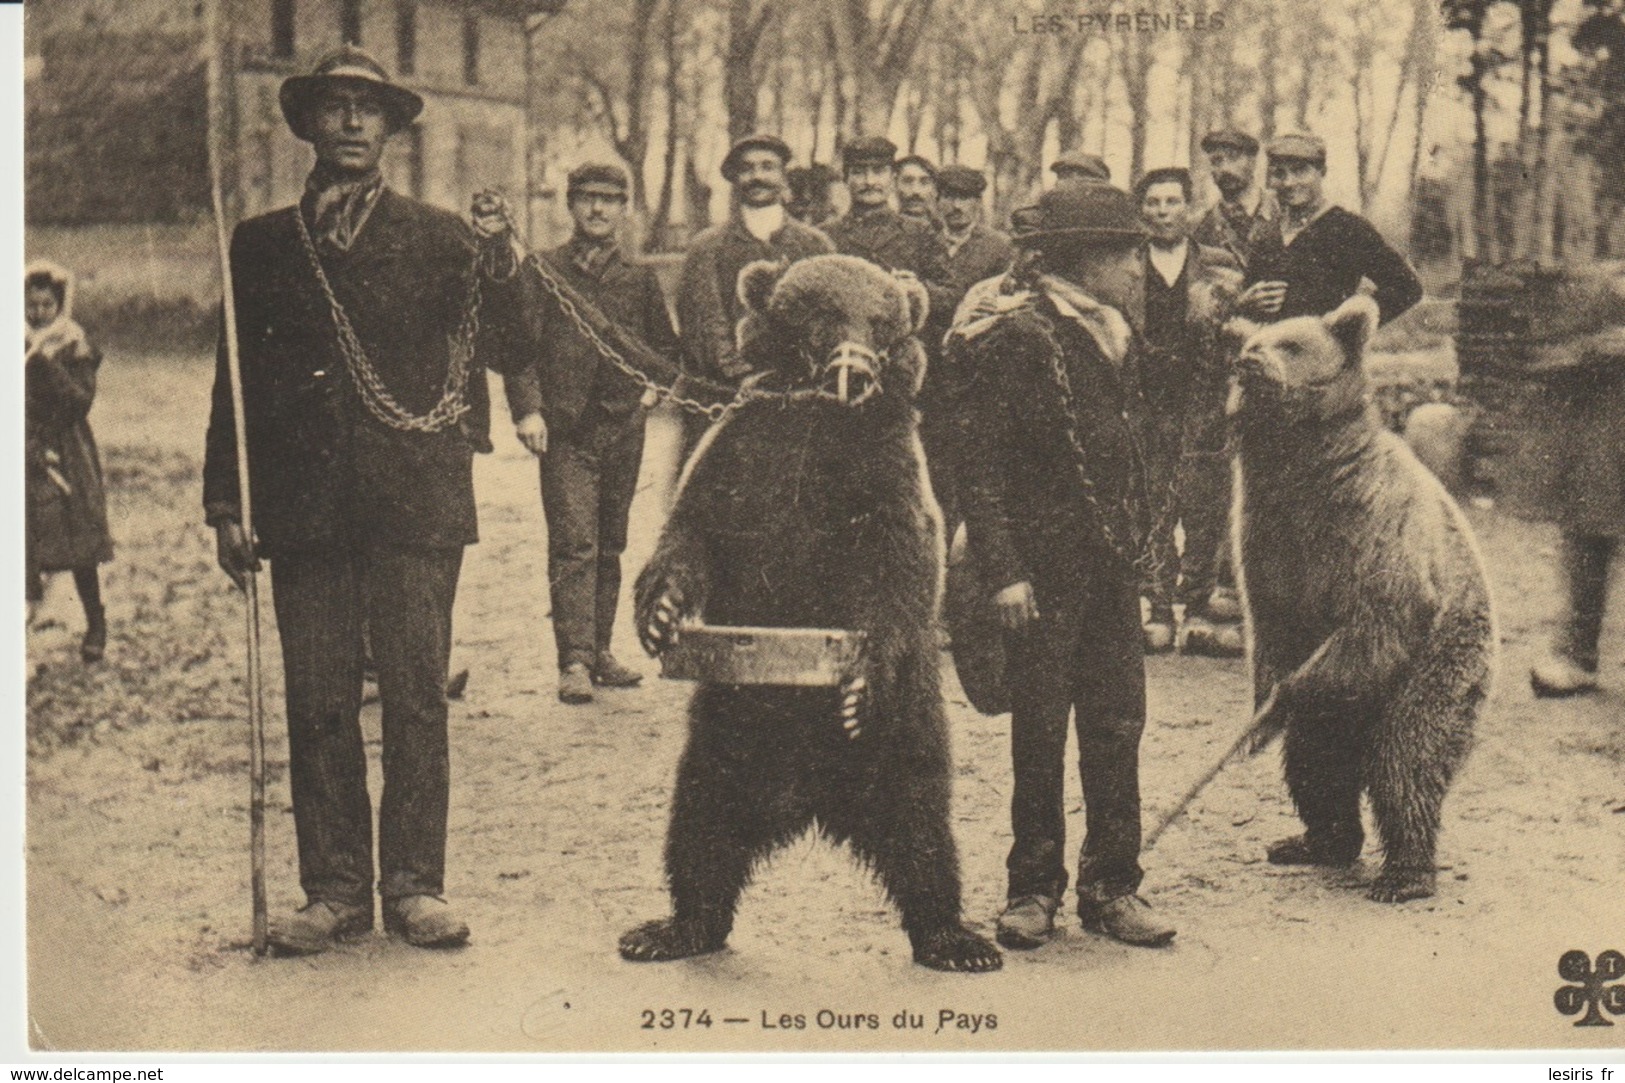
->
[[80, 603, 107, 663]]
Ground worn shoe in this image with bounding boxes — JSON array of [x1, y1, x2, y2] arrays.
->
[[1181, 613, 1245, 658], [383, 894, 470, 948], [559, 662, 594, 704], [1530, 654, 1599, 698], [80, 604, 107, 664], [592, 652, 643, 688], [266, 899, 373, 956], [1078, 894, 1176, 947], [1142, 620, 1176, 654], [1206, 586, 1243, 623], [995, 894, 1059, 950]]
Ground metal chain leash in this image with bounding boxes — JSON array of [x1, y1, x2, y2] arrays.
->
[[297, 209, 477, 433], [1032, 314, 1180, 580]]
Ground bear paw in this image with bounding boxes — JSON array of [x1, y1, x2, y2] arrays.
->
[[1367, 866, 1436, 903], [912, 925, 1004, 973], [618, 918, 728, 963], [637, 586, 686, 657], [1266, 832, 1362, 867]]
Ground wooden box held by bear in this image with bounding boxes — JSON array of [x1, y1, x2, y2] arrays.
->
[[659, 625, 866, 687]]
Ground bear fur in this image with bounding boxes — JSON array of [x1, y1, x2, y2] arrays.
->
[[1228, 296, 1497, 903], [620, 254, 1002, 972]]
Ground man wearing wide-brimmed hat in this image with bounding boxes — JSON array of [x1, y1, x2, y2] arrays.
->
[[203, 45, 523, 956], [677, 133, 832, 399], [1241, 132, 1422, 325], [950, 182, 1177, 953]]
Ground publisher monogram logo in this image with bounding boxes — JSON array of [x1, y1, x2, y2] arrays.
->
[[1555, 949, 1625, 1027]]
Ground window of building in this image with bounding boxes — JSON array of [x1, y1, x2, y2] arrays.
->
[[341, 0, 363, 45], [462, 12, 480, 86], [395, 2, 417, 75], [271, 0, 296, 58]]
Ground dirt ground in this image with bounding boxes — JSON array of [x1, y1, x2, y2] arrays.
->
[[22, 354, 1625, 1054]]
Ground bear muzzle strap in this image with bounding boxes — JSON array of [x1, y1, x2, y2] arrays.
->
[[820, 342, 884, 406]]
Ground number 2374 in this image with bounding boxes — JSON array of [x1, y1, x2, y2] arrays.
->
[[641, 1008, 713, 1029]]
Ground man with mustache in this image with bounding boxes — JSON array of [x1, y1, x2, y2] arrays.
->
[[938, 166, 1015, 299], [504, 163, 681, 705], [677, 134, 833, 407], [203, 47, 523, 955], [896, 154, 942, 226], [1192, 129, 1271, 269], [825, 137, 958, 519]]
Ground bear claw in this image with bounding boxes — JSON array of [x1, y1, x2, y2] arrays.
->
[[618, 918, 728, 962], [1367, 867, 1436, 903], [912, 925, 1004, 973]]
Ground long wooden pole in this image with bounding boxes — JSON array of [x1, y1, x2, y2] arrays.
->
[[204, 0, 268, 956]]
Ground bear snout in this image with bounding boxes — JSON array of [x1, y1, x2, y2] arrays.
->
[[820, 341, 883, 405]]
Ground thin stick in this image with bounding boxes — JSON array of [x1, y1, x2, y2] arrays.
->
[[1142, 706, 1271, 852], [205, 0, 268, 956]]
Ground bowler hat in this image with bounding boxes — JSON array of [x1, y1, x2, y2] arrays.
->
[[567, 162, 630, 200], [1266, 133, 1327, 167], [1050, 151, 1112, 181], [937, 165, 988, 199], [721, 133, 793, 182], [1011, 184, 1148, 249], [842, 136, 899, 170], [1200, 129, 1260, 156], [280, 45, 423, 142]]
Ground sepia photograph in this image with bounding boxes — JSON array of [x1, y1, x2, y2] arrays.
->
[[14, 0, 1625, 1056]]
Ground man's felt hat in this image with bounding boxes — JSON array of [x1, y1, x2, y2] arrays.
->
[[280, 45, 423, 142], [721, 133, 793, 182], [1008, 203, 1045, 240], [567, 162, 631, 200], [1011, 183, 1148, 249], [842, 136, 899, 170], [1050, 151, 1112, 181], [1200, 129, 1260, 156], [1266, 132, 1328, 167], [1134, 166, 1193, 198], [937, 165, 988, 199]]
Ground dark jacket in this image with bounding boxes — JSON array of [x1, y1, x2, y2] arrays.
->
[[676, 213, 833, 385], [203, 188, 518, 555], [945, 225, 1016, 300], [503, 239, 680, 435], [26, 330, 113, 571], [952, 300, 1149, 592], [825, 206, 957, 331], [1246, 205, 1423, 325], [1140, 241, 1242, 414], [1192, 194, 1274, 270]]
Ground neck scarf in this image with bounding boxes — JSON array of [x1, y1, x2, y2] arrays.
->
[[305, 168, 385, 253]]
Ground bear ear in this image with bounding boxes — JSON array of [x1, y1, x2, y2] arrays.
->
[[737, 259, 785, 315], [1322, 295, 1380, 368], [891, 270, 930, 335]]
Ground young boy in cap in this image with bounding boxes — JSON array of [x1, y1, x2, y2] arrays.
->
[[503, 162, 681, 705], [950, 183, 1176, 952], [204, 46, 523, 955], [1240, 133, 1422, 325]]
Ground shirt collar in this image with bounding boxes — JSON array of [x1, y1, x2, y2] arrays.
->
[[739, 202, 786, 243]]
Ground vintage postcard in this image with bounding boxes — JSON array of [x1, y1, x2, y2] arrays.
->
[[16, 0, 1624, 1057]]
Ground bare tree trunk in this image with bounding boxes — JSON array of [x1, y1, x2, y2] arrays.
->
[[650, 0, 680, 250]]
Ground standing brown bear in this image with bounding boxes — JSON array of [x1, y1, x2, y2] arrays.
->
[[621, 254, 1002, 972], [1229, 296, 1497, 903]]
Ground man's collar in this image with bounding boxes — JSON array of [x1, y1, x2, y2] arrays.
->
[[1146, 239, 1190, 286], [1223, 187, 1262, 217], [567, 233, 620, 275], [737, 202, 786, 243]]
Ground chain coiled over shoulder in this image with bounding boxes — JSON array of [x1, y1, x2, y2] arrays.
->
[[296, 208, 477, 434]]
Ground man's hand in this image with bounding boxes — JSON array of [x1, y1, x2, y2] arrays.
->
[[993, 580, 1039, 630], [470, 191, 514, 241], [214, 520, 259, 592], [515, 412, 549, 455], [1238, 280, 1287, 317]]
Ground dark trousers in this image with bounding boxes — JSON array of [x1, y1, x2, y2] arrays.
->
[[1144, 405, 1232, 615], [919, 405, 960, 542], [270, 545, 463, 908], [1005, 559, 1147, 905], [541, 413, 646, 669], [1555, 529, 1617, 671]]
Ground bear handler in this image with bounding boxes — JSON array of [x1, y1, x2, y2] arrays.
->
[[951, 184, 1177, 951]]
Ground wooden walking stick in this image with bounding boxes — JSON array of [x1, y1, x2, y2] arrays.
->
[[204, 0, 269, 956]]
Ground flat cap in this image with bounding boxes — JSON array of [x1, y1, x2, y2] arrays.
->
[[1134, 166, 1192, 198], [1266, 133, 1327, 166], [721, 133, 792, 182], [842, 136, 899, 169], [566, 162, 630, 198], [1200, 129, 1260, 156], [1050, 151, 1112, 181], [896, 154, 938, 179], [937, 165, 988, 198]]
